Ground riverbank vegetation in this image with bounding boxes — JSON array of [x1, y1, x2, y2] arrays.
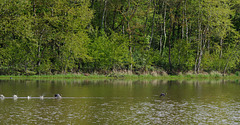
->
[[1, 0, 240, 76], [1, 71, 240, 80]]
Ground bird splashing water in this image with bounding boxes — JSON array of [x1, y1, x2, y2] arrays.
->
[[0, 94, 4, 99], [40, 96, 44, 99], [55, 94, 62, 99], [13, 95, 18, 99]]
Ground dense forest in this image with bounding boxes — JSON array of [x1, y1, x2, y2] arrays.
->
[[0, 0, 240, 75]]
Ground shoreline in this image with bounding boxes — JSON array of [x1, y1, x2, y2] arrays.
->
[[0, 74, 240, 80]]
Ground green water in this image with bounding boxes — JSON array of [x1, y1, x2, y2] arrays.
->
[[0, 79, 240, 124]]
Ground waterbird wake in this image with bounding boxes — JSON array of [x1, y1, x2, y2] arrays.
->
[[1, 97, 79, 99], [0, 94, 65, 100], [0, 94, 104, 100]]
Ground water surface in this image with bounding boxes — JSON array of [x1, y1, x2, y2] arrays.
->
[[0, 79, 240, 124]]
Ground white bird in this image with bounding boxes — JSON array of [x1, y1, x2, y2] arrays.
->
[[0, 94, 4, 99], [40, 96, 44, 99], [13, 95, 18, 99], [27, 96, 31, 99]]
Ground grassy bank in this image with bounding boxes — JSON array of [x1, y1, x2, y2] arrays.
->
[[1, 72, 240, 80]]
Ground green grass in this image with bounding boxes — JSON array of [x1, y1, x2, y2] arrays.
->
[[0, 74, 107, 80], [1, 73, 240, 80]]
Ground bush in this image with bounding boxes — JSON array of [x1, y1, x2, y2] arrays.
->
[[210, 71, 222, 77], [235, 71, 240, 76], [184, 70, 195, 76], [160, 71, 168, 76], [150, 71, 158, 77]]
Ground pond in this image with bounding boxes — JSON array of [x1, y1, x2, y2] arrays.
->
[[0, 79, 240, 124]]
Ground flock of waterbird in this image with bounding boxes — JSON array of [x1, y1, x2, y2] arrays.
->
[[0, 94, 62, 100], [0, 93, 166, 100]]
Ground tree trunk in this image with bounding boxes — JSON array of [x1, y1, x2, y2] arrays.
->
[[195, 1, 203, 73], [185, 0, 188, 42], [38, 28, 45, 74], [149, 1, 156, 48], [101, 0, 107, 30], [182, 1, 185, 39], [223, 43, 239, 75], [159, 23, 163, 53], [197, 44, 203, 73], [220, 38, 223, 58], [122, 23, 125, 34], [128, 23, 132, 71], [194, 43, 199, 73], [163, 1, 167, 51], [168, 32, 172, 72], [169, 20, 173, 72], [128, 0, 132, 71]]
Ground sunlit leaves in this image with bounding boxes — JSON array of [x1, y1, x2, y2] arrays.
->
[[89, 31, 130, 70]]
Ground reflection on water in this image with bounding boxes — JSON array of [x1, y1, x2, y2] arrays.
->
[[0, 79, 240, 124]]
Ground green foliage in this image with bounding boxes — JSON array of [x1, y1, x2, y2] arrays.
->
[[88, 31, 130, 70], [0, 0, 240, 75], [171, 40, 195, 71], [235, 71, 240, 76], [0, 0, 93, 74]]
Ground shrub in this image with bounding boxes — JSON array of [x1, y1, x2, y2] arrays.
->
[[235, 71, 240, 76], [210, 71, 222, 77], [184, 70, 195, 76], [160, 71, 168, 76], [151, 71, 158, 77]]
